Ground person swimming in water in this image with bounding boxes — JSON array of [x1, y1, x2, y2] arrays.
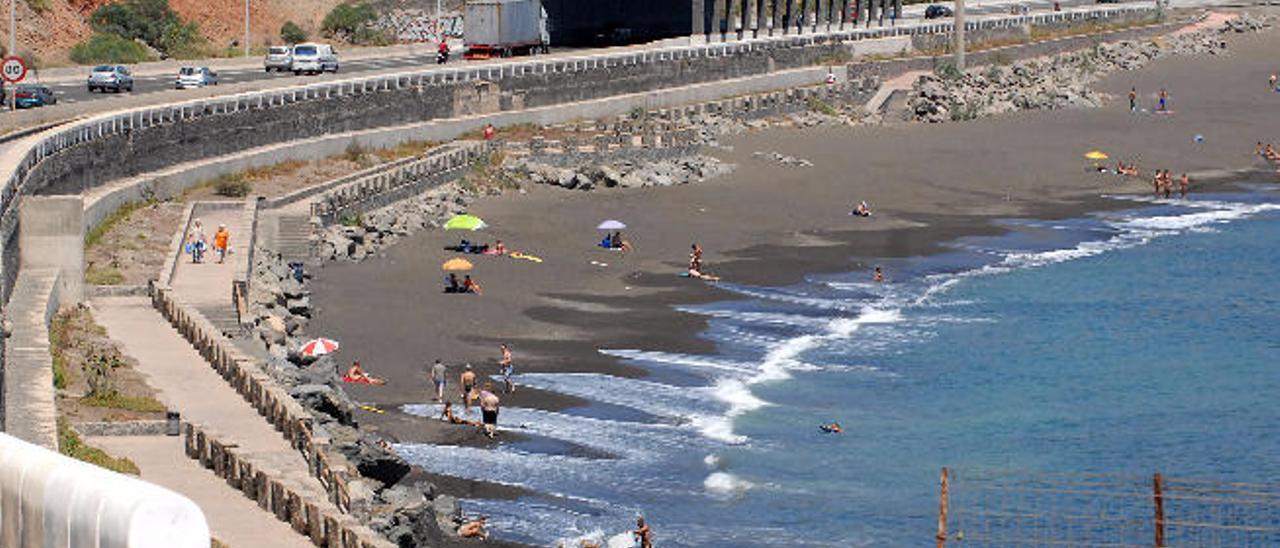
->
[[820, 422, 843, 433], [873, 267, 885, 283]]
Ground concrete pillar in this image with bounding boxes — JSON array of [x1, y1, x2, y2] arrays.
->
[[740, 0, 750, 40], [840, 0, 849, 29], [797, 0, 808, 33], [771, 0, 781, 36], [19, 196, 84, 304], [782, 0, 792, 34], [714, 0, 727, 41], [703, 0, 714, 40], [894, 0, 902, 24], [693, 0, 706, 36], [866, 0, 876, 27], [756, 0, 766, 37]]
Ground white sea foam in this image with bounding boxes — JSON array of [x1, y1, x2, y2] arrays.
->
[[600, 349, 757, 376], [704, 472, 754, 498]]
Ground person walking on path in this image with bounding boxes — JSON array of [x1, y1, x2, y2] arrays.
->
[[499, 344, 515, 394], [188, 218, 207, 263], [430, 359, 447, 401], [1128, 87, 1137, 112], [478, 383, 501, 438], [213, 224, 230, 264], [461, 364, 478, 414], [1270, 74, 1277, 91]]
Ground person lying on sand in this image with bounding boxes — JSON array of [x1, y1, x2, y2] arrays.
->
[[687, 268, 720, 281], [458, 517, 488, 540], [820, 422, 843, 434], [344, 361, 386, 385], [441, 401, 480, 426], [851, 201, 872, 217]]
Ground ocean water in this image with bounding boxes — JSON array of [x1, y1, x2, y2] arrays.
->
[[396, 183, 1280, 547]]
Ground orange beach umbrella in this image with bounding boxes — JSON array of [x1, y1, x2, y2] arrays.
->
[[442, 258, 474, 271]]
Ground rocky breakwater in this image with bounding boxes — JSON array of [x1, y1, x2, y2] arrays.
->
[[319, 183, 475, 263], [245, 250, 467, 546], [503, 154, 734, 191], [907, 15, 1271, 123]]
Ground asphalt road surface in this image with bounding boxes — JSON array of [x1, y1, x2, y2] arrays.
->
[[4, 0, 1108, 112]]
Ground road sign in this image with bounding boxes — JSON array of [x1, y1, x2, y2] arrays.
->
[[2, 56, 27, 83]]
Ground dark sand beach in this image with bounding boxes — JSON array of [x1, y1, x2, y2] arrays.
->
[[306, 9, 1280, 516]]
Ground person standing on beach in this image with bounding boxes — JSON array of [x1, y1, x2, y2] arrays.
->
[[1128, 87, 1137, 112], [1270, 74, 1277, 91], [690, 243, 703, 272], [1158, 88, 1169, 112], [478, 383, 500, 438], [873, 266, 884, 283], [1179, 173, 1190, 198], [499, 344, 515, 394], [461, 364, 477, 414], [430, 359, 447, 401]]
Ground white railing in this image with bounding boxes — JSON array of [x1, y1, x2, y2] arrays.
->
[[0, 432, 209, 547]]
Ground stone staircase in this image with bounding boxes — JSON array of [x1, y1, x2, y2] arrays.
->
[[195, 304, 243, 338], [275, 213, 313, 264]]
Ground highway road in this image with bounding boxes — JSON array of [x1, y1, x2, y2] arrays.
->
[[1, 0, 1127, 112]]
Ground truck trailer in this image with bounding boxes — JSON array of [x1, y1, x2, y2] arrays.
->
[[464, 0, 550, 60]]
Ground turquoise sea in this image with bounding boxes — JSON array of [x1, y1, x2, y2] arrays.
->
[[397, 182, 1280, 546]]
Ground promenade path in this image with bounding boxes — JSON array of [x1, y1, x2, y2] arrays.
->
[[85, 204, 331, 545]]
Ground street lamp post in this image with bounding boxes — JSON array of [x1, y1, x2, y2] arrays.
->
[[244, 0, 250, 57], [954, 0, 966, 71]]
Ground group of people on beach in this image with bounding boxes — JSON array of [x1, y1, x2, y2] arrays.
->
[[429, 343, 516, 439], [444, 272, 483, 295], [1127, 87, 1171, 113], [1152, 170, 1190, 199], [599, 231, 634, 253], [186, 218, 232, 264]]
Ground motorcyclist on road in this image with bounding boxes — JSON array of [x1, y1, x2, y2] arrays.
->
[[437, 41, 450, 64]]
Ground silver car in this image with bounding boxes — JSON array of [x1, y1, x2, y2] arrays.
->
[[264, 46, 292, 72], [175, 66, 218, 89], [87, 65, 134, 93]]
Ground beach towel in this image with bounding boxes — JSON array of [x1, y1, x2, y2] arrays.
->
[[341, 375, 378, 384], [359, 404, 385, 414], [509, 251, 543, 263]]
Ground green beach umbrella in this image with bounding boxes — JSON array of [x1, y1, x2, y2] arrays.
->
[[444, 214, 487, 231]]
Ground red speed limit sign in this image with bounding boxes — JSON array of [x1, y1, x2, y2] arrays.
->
[[2, 56, 27, 83]]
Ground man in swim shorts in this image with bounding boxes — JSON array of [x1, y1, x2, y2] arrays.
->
[[430, 359, 447, 401], [460, 364, 477, 414], [479, 383, 501, 438]]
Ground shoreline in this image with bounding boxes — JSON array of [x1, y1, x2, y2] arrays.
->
[[304, 13, 1280, 544]]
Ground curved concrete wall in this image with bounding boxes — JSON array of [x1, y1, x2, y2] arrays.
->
[[0, 432, 209, 548]]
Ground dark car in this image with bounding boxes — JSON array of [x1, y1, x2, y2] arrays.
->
[[13, 85, 57, 109], [925, 5, 954, 19]]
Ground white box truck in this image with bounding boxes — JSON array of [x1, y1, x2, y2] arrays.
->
[[464, 0, 550, 60]]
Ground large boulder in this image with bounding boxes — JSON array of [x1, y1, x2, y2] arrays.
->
[[336, 435, 411, 487], [289, 384, 356, 425]]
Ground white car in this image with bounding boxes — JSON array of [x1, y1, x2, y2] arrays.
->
[[175, 66, 218, 89], [290, 43, 339, 75], [264, 46, 292, 72]]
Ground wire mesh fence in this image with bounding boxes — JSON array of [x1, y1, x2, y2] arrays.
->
[[938, 468, 1280, 547]]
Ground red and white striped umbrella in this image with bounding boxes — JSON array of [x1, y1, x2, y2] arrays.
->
[[300, 337, 340, 357]]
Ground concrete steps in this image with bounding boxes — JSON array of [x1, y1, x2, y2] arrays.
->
[[275, 214, 313, 264], [196, 305, 244, 338]]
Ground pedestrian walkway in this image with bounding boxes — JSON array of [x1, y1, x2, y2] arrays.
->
[[172, 204, 247, 334], [91, 295, 338, 546], [87, 436, 313, 548]]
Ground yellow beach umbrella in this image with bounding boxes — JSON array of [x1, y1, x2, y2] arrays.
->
[[1084, 150, 1109, 161], [441, 258, 474, 271]]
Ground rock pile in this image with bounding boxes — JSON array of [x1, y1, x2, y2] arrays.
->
[[753, 151, 814, 168], [1223, 13, 1272, 33], [246, 249, 456, 546], [503, 154, 734, 191], [318, 183, 475, 262], [906, 20, 1262, 123]]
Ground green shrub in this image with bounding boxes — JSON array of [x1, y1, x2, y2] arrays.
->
[[281, 21, 308, 44], [322, 3, 383, 44], [339, 213, 363, 227], [50, 312, 72, 389], [26, 0, 49, 15], [58, 418, 140, 475], [89, 0, 205, 58], [214, 175, 252, 197], [69, 33, 154, 65], [158, 20, 207, 59]]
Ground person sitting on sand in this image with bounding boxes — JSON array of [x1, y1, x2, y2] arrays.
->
[[441, 401, 479, 426], [633, 517, 652, 548], [852, 201, 872, 217], [609, 231, 634, 254], [444, 273, 461, 293], [463, 275, 483, 295], [346, 361, 386, 385], [491, 240, 506, 255], [458, 517, 488, 540], [820, 422, 843, 433]]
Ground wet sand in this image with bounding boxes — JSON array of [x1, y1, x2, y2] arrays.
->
[[307, 12, 1280, 512]]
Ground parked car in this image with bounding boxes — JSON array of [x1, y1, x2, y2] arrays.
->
[[13, 84, 56, 108], [175, 66, 218, 89], [924, 5, 953, 19], [289, 43, 339, 75], [264, 46, 293, 72], [88, 65, 134, 93]]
